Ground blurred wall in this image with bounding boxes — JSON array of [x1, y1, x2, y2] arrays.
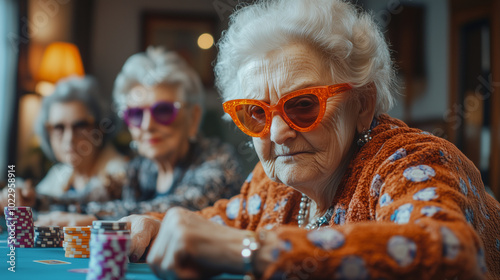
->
[[90, 0, 216, 98], [0, 0, 19, 182], [16, 0, 76, 177], [360, 0, 449, 123]]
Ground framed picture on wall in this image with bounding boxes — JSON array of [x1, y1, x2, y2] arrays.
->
[[141, 12, 219, 86]]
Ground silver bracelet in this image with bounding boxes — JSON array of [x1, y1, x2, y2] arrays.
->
[[242, 231, 260, 280]]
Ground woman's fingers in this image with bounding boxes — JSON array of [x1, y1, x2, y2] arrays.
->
[[130, 229, 152, 262], [147, 207, 237, 278], [35, 211, 69, 227], [0, 179, 36, 213], [147, 209, 183, 278], [35, 214, 52, 226], [118, 214, 160, 262], [20, 180, 36, 207]]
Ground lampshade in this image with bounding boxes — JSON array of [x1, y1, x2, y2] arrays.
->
[[38, 42, 85, 84]]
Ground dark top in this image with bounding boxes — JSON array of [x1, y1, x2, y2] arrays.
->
[[86, 137, 244, 219]]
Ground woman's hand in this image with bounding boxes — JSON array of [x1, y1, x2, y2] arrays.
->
[[35, 212, 96, 227], [0, 179, 36, 214], [118, 214, 161, 263], [147, 207, 252, 279]]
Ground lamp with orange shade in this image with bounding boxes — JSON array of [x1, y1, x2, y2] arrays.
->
[[36, 42, 85, 96]]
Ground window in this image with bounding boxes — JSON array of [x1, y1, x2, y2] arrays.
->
[[0, 0, 19, 181]]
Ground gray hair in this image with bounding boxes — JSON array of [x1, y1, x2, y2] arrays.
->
[[113, 46, 205, 114], [35, 75, 113, 162], [215, 0, 398, 116]]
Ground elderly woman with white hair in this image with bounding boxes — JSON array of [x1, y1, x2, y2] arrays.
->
[[0, 76, 128, 225], [85, 47, 243, 225], [120, 0, 500, 279]]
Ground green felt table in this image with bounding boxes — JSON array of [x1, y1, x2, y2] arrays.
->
[[0, 217, 243, 280], [0, 235, 156, 280]]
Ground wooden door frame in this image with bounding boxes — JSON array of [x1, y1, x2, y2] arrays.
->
[[490, 0, 500, 197], [448, 0, 500, 197]]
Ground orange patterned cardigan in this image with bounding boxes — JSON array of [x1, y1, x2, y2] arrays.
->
[[151, 115, 500, 279]]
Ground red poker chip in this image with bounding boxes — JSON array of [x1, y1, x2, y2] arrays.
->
[[15, 225, 34, 230], [9, 216, 33, 222], [13, 240, 34, 244], [14, 236, 33, 241], [15, 230, 34, 235], [13, 244, 34, 248], [5, 212, 33, 217]]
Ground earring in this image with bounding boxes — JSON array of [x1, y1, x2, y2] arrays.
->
[[129, 140, 138, 151], [357, 129, 372, 147]]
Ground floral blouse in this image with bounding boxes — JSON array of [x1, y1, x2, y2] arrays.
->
[[87, 137, 244, 220], [183, 115, 499, 279]]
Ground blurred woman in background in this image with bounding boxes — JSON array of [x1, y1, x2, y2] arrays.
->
[[85, 47, 243, 220], [0, 75, 127, 226]]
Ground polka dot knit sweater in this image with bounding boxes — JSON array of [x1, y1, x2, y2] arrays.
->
[[155, 115, 500, 279]]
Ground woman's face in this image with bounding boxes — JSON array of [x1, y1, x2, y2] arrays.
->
[[47, 101, 98, 167], [125, 84, 198, 166], [237, 43, 361, 197]]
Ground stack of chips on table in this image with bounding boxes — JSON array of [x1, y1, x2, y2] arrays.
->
[[87, 221, 131, 280], [59, 228, 65, 247], [4, 206, 34, 248], [34, 226, 61, 247], [63, 226, 91, 258]]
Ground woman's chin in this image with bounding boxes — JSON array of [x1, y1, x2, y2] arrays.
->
[[59, 154, 82, 167], [139, 144, 165, 158], [143, 150, 172, 163], [143, 151, 162, 160], [276, 171, 312, 188]]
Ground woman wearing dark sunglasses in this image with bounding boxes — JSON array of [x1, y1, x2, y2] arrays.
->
[[121, 0, 500, 279], [85, 47, 244, 224], [0, 76, 128, 225]]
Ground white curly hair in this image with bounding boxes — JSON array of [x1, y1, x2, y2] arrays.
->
[[113, 46, 205, 114], [215, 0, 398, 116]]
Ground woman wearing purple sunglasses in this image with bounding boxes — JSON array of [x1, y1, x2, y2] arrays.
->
[[85, 47, 244, 222]]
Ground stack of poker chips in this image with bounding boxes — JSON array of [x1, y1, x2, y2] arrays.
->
[[34, 226, 61, 247], [87, 221, 131, 280], [91, 220, 129, 232], [63, 226, 91, 258], [59, 228, 65, 247], [4, 206, 34, 248]]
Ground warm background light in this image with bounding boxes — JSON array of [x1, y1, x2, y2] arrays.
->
[[197, 33, 214, 50], [35, 81, 56, 97], [38, 42, 85, 84]]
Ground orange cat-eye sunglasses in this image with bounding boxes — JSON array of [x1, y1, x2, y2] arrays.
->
[[222, 83, 352, 137]]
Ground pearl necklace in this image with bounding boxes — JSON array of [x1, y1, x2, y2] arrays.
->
[[297, 194, 334, 230], [297, 194, 310, 228]]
